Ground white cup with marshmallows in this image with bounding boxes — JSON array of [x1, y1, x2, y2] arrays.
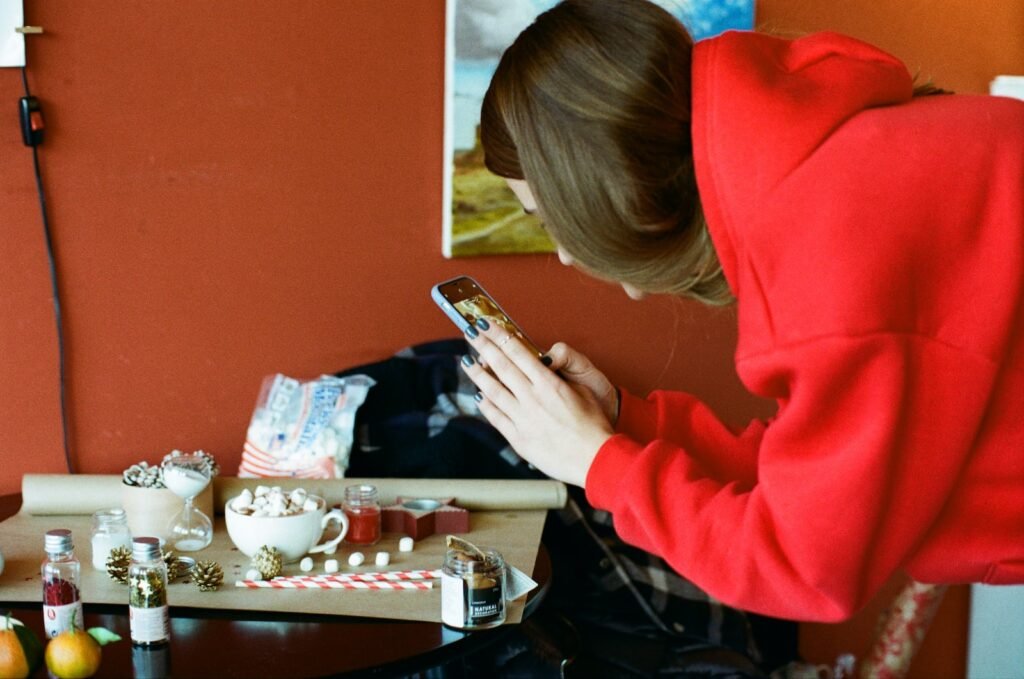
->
[[225, 486, 348, 563]]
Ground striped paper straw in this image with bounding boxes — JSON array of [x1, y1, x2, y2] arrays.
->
[[235, 579, 434, 591], [284, 569, 443, 583]]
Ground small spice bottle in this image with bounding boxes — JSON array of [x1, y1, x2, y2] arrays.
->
[[91, 508, 132, 570], [41, 528, 84, 638], [342, 484, 381, 545], [441, 547, 507, 630], [128, 537, 170, 646]]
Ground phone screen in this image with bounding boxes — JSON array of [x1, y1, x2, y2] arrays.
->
[[432, 276, 542, 357]]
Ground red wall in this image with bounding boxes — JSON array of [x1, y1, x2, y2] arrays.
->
[[1, 0, 1020, 674], [0, 1, 771, 492]]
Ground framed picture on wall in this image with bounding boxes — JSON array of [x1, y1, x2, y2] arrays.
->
[[442, 0, 756, 258]]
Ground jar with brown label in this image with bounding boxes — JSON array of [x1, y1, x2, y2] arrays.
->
[[440, 546, 506, 630]]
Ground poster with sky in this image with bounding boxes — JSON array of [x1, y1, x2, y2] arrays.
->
[[443, 0, 755, 257]]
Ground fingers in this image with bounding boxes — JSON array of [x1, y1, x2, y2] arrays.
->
[[461, 353, 516, 422], [541, 341, 617, 423], [465, 318, 552, 390], [543, 342, 573, 373], [545, 342, 594, 378], [474, 391, 515, 439]]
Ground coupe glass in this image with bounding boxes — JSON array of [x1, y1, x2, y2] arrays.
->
[[162, 452, 213, 551]]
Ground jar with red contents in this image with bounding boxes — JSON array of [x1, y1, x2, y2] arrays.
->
[[41, 528, 84, 638], [342, 484, 381, 545]]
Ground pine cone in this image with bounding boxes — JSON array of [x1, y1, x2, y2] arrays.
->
[[106, 545, 132, 584], [162, 549, 186, 582], [252, 545, 283, 580], [192, 560, 224, 592]]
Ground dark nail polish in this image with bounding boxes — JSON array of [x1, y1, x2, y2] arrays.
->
[[541, 355, 553, 367], [474, 391, 484, 402], [465, 324, 478, 339], [461, 354, 476, 367], [475, 318, 490, 331]]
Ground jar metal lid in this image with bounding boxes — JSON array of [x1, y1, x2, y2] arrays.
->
[[131, 536, 162, 562], [44, 528, 74, 554]]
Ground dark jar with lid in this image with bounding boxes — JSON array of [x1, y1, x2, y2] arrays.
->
[[441, 547, 506, 630]]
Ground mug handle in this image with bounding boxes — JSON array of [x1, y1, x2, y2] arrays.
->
[[308, 509, 349, 554]]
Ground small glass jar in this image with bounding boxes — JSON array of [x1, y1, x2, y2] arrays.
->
[[91, 508, 132, 570], [41, 529, 84, 638], [342, 484, 381, 545], [128, 537, 170, 647], [441, 547, 506, 630]]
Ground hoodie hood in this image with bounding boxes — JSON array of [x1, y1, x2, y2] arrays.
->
[[691, 30, 914, 300]]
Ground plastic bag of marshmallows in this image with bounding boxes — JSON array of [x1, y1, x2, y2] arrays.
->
[[239, 373, 375, 479]]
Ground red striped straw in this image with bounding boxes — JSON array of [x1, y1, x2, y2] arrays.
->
[[284, 569, 443, 583], [235, 579, 434, 591]]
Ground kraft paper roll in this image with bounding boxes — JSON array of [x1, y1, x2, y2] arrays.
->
[[20, 474, 214, 520], [214, 477, 567, 512], [21, 474, 124, 515], [20, 474, 567, 516]]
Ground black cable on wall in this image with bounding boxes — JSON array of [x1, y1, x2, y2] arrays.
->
[[21, 65, 74, 474]]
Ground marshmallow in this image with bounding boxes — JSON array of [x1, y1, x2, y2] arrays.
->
[[374, 551, 390, 567], [348, 552, 365, 567], [324, 559, 339, 574], [245, 568, 262, 581], [398, 537, 414, 553], [299, 557, 314, 572], [231, 486, 315, 518], [324, 544, 337, 556]]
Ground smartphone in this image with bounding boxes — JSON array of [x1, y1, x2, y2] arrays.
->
[[431, 276, 542, 358]]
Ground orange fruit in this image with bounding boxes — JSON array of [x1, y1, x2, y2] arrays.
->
[[44, 626, 102, 679], [0, 615, 42, 679]]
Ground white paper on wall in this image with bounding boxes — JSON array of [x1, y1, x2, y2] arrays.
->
[[990, 75, 1024, 101], [0, 0, 25, 68]]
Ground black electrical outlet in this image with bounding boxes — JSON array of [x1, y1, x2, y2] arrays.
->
[[19, 95, 44, 146]]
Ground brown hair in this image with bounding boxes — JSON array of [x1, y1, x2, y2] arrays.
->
[[481, 0, 733, 305]]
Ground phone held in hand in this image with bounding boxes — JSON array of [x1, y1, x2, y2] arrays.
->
[[431, 276, 543, 358]]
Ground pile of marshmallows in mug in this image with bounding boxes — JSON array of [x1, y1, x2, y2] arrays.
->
[[231, 485, 316, 517], [230, 485, 414, 576]]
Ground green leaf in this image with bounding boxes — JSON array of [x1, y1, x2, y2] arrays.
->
[[87, 627, 122, 646], [14, 624, 43, 673]]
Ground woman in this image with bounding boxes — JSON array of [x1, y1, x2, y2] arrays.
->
[[459, 0, 1024, 621]]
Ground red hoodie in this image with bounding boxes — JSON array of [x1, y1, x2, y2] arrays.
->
[[585, 30, 1024, 621]]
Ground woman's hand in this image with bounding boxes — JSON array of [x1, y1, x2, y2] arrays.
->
[[544, 341, 620, 426], [461, 320, 614, 488]]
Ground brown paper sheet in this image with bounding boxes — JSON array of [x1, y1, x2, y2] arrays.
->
[[2, 475, 564, 623]]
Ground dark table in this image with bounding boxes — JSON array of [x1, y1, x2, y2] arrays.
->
[[0, 493, 551, 678]]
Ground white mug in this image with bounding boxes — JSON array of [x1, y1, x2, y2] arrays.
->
[[225, 494, 348, 563]]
